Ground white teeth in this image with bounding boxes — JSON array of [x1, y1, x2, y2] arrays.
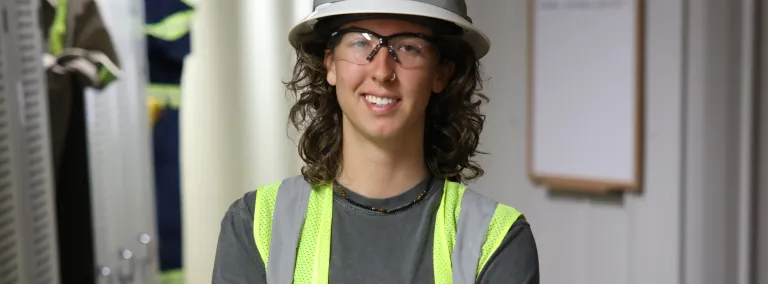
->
[[365, 95, 396, 106]]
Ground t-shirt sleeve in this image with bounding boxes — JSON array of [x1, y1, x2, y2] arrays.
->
[[476, 218, 540, 284], [212, 191, 266, 283]]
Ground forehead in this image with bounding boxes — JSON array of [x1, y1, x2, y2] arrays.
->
[[339, 18, 434, 36]]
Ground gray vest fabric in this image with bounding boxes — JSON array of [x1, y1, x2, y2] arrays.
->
[[266, 175, 498, 282], [452, 189, 498, 283], [267, 175, 312, 284]]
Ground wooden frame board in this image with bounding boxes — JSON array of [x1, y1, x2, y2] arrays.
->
[[526, 0, 645, 193]]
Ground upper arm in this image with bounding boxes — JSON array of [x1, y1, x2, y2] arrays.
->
[[476, 219, 540, 284], [212, 191, 267, 284]]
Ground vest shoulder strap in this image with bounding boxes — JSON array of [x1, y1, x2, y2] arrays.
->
[[253, 179, 281, 270], [252, 175, 333, 284], [478, 202, 523, 274], [451, 188, 497, 283], [435, 181, 524, 284]]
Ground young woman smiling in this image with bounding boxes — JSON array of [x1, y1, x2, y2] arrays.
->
[[213, 1, 540, 283]]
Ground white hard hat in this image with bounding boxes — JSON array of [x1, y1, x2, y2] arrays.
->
[[288, 0, 491, 59]]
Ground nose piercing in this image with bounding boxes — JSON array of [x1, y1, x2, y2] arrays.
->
[[389, 72, 397, 82]]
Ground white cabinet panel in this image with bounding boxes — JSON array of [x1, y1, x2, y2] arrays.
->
[[85, 0, 158, 283]]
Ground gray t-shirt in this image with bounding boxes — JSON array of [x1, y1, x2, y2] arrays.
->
[[212, 176, 539, 283]]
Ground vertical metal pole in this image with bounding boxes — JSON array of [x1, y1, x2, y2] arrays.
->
[[757, 2, 768, 283], [736, 0, 757, 283]]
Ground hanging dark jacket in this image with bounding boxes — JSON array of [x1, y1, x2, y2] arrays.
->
[[39, 0, 120, 283], [40, 0, 121, 170]]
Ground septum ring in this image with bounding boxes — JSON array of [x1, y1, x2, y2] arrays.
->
[[389, 72, 397, 82]]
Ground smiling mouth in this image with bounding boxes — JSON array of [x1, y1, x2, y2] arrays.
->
[[364, 94, 401, 106]]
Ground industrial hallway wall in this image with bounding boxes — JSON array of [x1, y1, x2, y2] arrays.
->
[[467, 1, 758, 284]]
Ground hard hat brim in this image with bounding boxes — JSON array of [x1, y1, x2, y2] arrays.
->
[[288, 0, 491, 59]]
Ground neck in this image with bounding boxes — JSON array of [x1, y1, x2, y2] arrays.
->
[[338, 121, 428, 199]]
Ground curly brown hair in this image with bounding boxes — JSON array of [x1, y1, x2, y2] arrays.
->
[[285, 16, 488, 185]]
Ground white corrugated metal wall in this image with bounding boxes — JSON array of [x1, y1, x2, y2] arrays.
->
[[180, 0, 310, 282]]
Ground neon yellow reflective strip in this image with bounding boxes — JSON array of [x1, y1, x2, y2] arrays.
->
[[48, 0, 68, 54], [253, 181, 281, 269], [293, 184, 333, 284], [148, 96, 164, 126], [433, 181, 466, 284], [145, 10, 194, 41], [313, 185, 333, 283], [476, 204, 522, 275], [98, 65, 117, 86], [147, 84, 182, 109], [159, 269, 184, 284]]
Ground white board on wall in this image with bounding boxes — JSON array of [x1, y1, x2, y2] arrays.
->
[[526, 0, 644, 192]]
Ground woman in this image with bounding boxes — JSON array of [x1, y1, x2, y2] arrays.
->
[[212, 0, 539, 283]]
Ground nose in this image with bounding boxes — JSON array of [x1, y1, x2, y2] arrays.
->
[[370, 47, 396, 83]]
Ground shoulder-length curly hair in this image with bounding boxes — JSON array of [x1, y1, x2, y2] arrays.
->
[[286, 16, 488, 185]]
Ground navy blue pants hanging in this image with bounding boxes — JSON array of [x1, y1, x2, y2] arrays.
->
[[152, 108, 182, 271]]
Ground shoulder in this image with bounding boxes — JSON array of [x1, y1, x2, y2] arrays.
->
[[221, 174, 305, 220], [505, 218, 535, 245], [476, 218, 540, 283], [461, 188, 538, 282], [214, 190, 268, 281], [461, 186, 526, 217], [222, 190, 258, 223]]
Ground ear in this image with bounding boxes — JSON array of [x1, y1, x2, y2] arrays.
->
[[432, 61, 455, 93], [324, 49, 337, 86]]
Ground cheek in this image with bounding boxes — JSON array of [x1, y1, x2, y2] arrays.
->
[[333, 65, 367, 110], [400, 71, 435, 104], [334, 64, 366, 91]]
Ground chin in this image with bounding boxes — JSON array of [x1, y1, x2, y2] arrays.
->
[[362, 122, 406, 140], [344, 114, 418, 142], [365, 128, 401, 140]]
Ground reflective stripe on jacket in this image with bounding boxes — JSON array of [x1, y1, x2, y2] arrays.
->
[[253, 175, 522, 283]]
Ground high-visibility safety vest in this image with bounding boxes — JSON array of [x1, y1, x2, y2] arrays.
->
[[254, 175, 523, 284]]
